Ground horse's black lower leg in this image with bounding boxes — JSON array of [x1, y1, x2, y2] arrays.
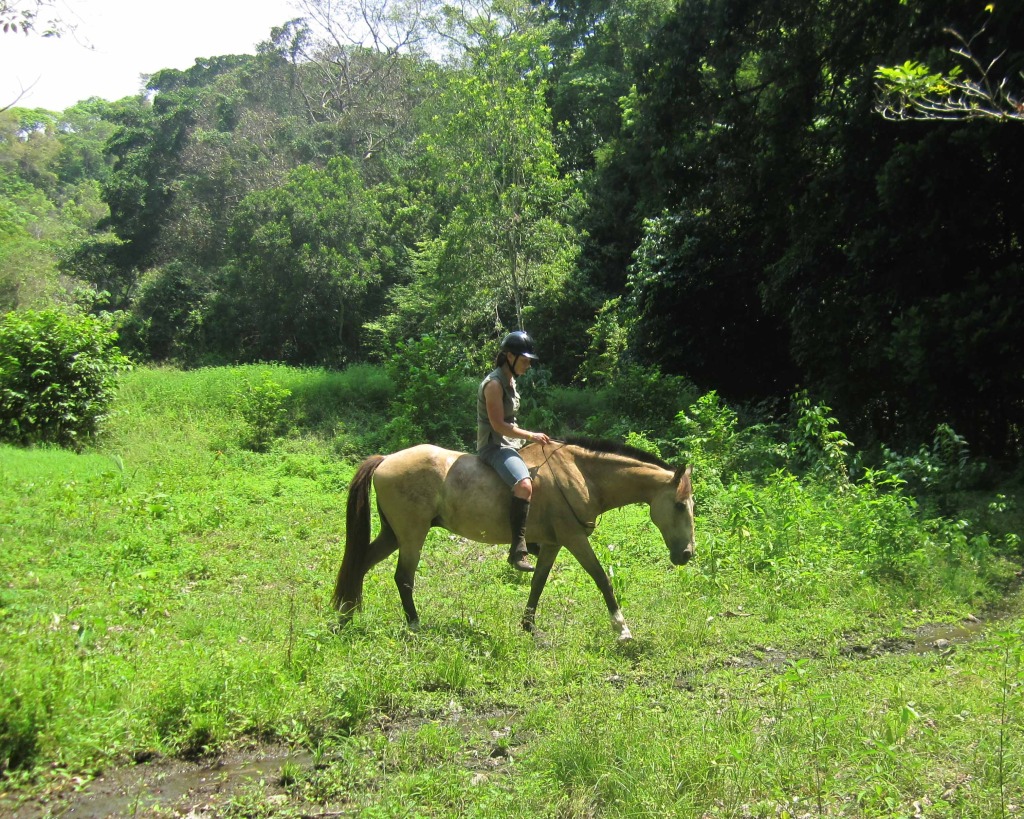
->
[[522, 546, 558, 632], [395, 558, 419, 626], [574, 544, 632, 641]]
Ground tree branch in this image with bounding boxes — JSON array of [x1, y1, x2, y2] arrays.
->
[[874, 22, 1024, 124]]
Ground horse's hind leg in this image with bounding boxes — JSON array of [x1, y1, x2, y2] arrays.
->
[[365, 522, 400, 572], [392, 525, 429, 628]]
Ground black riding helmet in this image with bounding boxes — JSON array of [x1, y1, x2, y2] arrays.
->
[[500, 330, 539, 361]]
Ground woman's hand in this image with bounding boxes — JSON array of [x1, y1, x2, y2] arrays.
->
[[531, 431, 551, 445]]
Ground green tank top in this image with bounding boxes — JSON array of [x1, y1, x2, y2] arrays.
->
[[476, 367, 521, 451]]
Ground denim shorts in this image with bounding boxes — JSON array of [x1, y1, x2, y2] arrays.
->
[[478, 444, 530, 487]]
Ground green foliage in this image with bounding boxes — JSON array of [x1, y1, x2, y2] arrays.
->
[[875, 60, 961, 100], [581, 0, 1024, 456], [237, 372, 292, 452], [788, 391, 853, 486], [213, 157, 391, 365], [399, 24, 581, 339], [585, 362, 697, 440], [546, 0, 677, 172], [0, 308, 131, 447], [674, 390, 741, 477], [575, 296, 631, 387], [382, 335, 476, 451], [670, 391, 785, 488], [2, 0, 1017, 469], [542, 383, 607, 433], [883, 423, 986, 495]]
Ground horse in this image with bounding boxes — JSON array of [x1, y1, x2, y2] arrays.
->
[[331, 437, 695, 641]]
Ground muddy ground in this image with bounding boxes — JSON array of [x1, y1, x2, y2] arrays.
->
[[0, 745, 314, 818]]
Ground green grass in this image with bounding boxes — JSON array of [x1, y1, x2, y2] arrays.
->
[[1, 365, 1022, 817]]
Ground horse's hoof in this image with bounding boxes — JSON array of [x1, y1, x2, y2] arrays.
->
[[610, 610, 632, 641]]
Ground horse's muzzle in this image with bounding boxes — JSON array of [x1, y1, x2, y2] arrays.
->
[[670, 542, 694, 566]]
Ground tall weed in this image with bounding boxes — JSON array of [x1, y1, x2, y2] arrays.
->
[[882, 423, 989, 509], [788, 390, 853, 485]]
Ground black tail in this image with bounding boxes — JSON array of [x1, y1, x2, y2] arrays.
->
[[332, 455, 386, 615]]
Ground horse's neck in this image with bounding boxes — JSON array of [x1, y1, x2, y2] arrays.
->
[[584, 456, 667, 511]]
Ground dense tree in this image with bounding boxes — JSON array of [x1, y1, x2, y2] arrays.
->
[[4, 0, 1021, 457], [269, 3, 436, 160], [0, 104, 114, 309], [97, 58, 256, 280], [207, 157, 390, 364], [584, 0, 1024, 453], [382, 9, 581, 351], [539, 0, 674, 173]]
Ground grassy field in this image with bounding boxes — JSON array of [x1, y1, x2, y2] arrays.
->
[[1, 365, 1022, 818]]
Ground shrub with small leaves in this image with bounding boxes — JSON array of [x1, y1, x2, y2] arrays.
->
[[237, 373, 292, 452], [672, 390, 786, 485], [0, 308, 131, 448], [882, 423, 985, 495]]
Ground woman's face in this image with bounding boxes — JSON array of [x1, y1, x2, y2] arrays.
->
[[508, 353, 533, 376]]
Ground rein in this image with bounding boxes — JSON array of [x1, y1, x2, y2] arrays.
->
[[529, 440, 598, 532]]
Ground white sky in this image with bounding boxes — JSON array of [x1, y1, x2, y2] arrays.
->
[[1, 0, 301, 112]]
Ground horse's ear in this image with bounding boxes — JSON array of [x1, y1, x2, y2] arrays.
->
[[671, 466, 696, 499]]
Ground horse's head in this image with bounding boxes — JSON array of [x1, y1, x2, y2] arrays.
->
[[650, 465, 695, 566]]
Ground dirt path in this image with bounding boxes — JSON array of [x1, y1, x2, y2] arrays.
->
[[0, 747, 316, 818]]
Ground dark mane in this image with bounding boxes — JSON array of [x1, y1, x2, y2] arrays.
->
[[560, 435, 673, 470]]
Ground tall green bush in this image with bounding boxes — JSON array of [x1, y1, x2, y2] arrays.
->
[[0, 308, 131, 447], [382, 335, 476, 451]]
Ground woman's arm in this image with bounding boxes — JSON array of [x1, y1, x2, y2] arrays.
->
[[483, 379, 550, 444]]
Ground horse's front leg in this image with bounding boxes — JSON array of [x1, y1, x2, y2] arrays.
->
[[521, 544, 560, 633], [565, 536, 632, 642]]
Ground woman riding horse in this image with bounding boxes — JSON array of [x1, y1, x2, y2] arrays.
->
[[476, 331, 550, 572], [333, 437, 695, 641]]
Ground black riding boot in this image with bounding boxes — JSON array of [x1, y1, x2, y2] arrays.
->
[[508, 496, 534, 572]]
